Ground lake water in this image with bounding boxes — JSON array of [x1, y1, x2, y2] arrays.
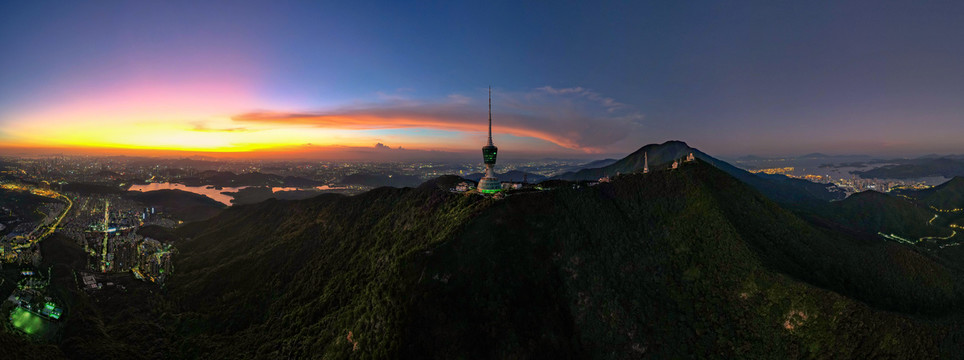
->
[[127, 183, 348, 206], [127, 183, 246, 206]]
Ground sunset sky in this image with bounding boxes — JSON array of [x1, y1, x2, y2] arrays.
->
[[1, 1, 963, 160]]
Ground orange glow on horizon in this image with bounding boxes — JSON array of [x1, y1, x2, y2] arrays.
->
[[1, 81, 604, 157]]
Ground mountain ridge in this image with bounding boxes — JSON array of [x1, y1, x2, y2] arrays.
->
[[154, 160, 963, 358], [553, 140, 844, 204]]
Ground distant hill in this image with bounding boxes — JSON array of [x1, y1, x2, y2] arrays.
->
[[576, 158, 619, 169], [179, 171, 322, 188], [551, 140, 695, 180], [224, 186, 335, 206], [797, 153, 870, 159], [895, 176, 964, 209], [423, 175, 474, 191], [553, 140, 844, 204], [804, 191, 950, 239], [917, 154, 964, 160], [855, 158, 964, 179], [124, 189, 225, 222], [149, 160, 964, 358], [737, 155, 768, 161], [338, 173, 422, 188], [463, 170, 547, 183]]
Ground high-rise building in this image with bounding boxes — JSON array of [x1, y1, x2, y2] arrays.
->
[[478, 87, 502, 194]]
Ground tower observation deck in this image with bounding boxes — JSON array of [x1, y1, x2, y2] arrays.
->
[[478, 87, 502, 193]]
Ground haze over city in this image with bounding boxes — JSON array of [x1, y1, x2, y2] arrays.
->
[[2, 1, 963, 159]]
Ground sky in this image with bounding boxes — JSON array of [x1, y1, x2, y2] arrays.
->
[[1, 1, 963, 160]]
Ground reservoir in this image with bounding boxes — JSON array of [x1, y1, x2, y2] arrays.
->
[[127, 183, 347, 206]]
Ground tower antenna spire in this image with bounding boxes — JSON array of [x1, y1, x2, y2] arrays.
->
[[479, 85, 501, 193], [488, 86, 493, 145]]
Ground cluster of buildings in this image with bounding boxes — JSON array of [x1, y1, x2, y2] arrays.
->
[[743, 165, 939, 197], [0, 182, 184, 339], [748, 167, 794, 175]]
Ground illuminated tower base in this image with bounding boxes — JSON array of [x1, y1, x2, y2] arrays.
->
[[477, 164, 501, 193]]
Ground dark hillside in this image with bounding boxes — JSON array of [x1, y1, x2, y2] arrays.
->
[[125, 189, 225, 222], [165, 160, 964, 358], [0, 332, 65, 359], [172, 185, 488, 358], [897, 177, 964, 210], [403, 160, 963, 358], [815, 191, 949, 239]]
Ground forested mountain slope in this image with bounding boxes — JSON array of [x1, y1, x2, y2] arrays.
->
[[165, 160, 964, 358]]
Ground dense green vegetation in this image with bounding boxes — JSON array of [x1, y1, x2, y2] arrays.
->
[[0, 331, 65, 359], [170, 181, 489, 358], [403, 162, 964, 357], [162, 162, 964, 357], [10, 160, 964, 358], [802, 190, 952, 239]]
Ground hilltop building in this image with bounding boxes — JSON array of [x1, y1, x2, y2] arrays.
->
[[502, 182, 523, 190], [478, 87, 502, 194], [685, 152, 695, 162], [454, 182, 472, 192]]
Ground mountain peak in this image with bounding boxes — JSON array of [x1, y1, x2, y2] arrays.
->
[[638, 140, 691, 152], [553, 140, 844, 203]]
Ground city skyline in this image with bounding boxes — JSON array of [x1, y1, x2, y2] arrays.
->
[[2, 1, 964, 160]]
